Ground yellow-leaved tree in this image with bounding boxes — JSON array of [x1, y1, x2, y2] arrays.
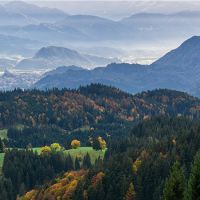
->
[[50, 143, 62, 152], [71, 140, 81, 149], [132, 159, 142, 174], [98, 137, 107, 150], [41, 146, 51, 155]]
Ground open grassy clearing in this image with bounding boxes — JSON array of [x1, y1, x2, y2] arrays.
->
[[0, 153, 5, 172], [0, 129, 8, 139], [0, 124, 24, 140]]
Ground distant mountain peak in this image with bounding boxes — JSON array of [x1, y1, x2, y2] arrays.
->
[[179, 35, 200, 47], [152, 35, 200, 67], [2, 70, 15, 78], [17, 45, 118, 70], [34, 46, 80, 59]]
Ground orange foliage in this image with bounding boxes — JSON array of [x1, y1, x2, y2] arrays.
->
[[20, 170, 87, 200], [91, 172, 105, 188], [71, 140, 81, 149]]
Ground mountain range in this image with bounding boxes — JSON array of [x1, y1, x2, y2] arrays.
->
[[33, 36, 200, 97], [1, 1, 200, 58], [0, 1, 68, 25]]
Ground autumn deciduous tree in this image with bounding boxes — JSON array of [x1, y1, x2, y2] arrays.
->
[[71, 140, 81, 149], [91, 172, 105, 188], [93, 137, 107, 150], [98, 137, 107, 150], [41, 146, 51, 155], [124, 182, 136, 200], [132, 159, 142, 174], [50, 143, 62, 152]]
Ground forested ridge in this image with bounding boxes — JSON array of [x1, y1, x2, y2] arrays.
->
[[1, 84, 200, 130], [1, 84, 200, 199], [1, 84, 200, 148]]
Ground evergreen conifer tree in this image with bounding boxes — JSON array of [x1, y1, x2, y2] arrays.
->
[[186, 150, 200, 200], [75, 157, 81, 170], [161, 161, 185, 200]]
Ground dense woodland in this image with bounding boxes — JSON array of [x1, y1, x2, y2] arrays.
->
[[1, 84, 200, 148], [1, 84, 200, 199]]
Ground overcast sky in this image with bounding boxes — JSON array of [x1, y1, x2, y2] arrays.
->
[[2, 1, 200, 19]]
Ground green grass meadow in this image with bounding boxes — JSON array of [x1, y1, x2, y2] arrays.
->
[[0, 129, 8, 139], [0, 153, 5, 172]]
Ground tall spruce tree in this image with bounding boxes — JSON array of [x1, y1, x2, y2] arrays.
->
[[93, 137, 101, 150], [161, 161, 185, 200], [83, 153, 92, 169], [75, 157, 81, 170], [0, 138, 4, 153], [186, 150, 200, 200]]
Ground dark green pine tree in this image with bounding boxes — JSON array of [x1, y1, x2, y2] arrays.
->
[[0, 177, 11, 200], [0, 138, 4, 153], [92, 137, 101, 150], [186, 150, 200, 200], [0, 190, 8, 200], [83, 153, 92, 169], [95, 182, 106, 200], [161, 161, 185, 200], [3, 178, 14, 200], [66, 154, 74, 170], [19, 182, 26, 196], [72, 181, 85, 200], [75, 157, 81, 170]]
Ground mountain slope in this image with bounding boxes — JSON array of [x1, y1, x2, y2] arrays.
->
[[55, 15, 127, 40], [4, 1, 68, 24], [152, 36, 200, 68], [33, 36, 200, 97], [33, 63, 148, 91], [16, 46, 119, 70], [0, 34, 43, 57], [0, 70, 41, 91], [0, 4, 30, 26]]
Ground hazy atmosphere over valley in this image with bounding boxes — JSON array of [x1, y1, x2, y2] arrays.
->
[[1, 0, 200, 95], [2, 1, 200, 200]]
